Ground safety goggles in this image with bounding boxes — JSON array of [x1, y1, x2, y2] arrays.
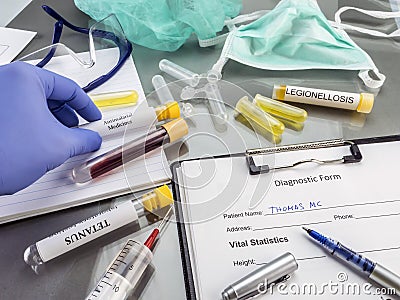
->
[[20, 5, 132, 92]]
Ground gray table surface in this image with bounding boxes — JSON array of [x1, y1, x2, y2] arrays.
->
[[2, 0, 400, 299]]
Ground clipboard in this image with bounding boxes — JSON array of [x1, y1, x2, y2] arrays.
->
[[171, 134, 400, 300]]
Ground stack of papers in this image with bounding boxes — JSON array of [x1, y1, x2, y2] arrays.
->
[[0, 48, 171, 223], [0, 27, 36, 65]]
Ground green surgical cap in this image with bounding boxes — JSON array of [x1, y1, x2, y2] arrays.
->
[[74, 0, 242, 51]]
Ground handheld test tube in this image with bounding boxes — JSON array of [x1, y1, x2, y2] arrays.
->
[[152, 74, 194, 118], [235, 96, 284, 136], [85, 208, 173, 300], [159, 59, 200, 87], [72, 118, 189, 183], [254, 94, 308, 123], [23, 185, 173, 271], [272, 84, 374, 113], [90, 90, 139, 108], [80, 103, 185, 140]]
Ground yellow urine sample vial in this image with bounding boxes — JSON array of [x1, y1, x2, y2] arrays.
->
[[273, 115, 304, 132], [90, 90, 139, 108], [254, 94, 307, 123], [235, 113, 282, 144], [235, 96, 284, 136], [272, 84, 374, 113]]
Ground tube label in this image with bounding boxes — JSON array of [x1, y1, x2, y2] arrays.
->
[[282, 85, 360, 110], [80, 107, 134, 138], [36, 201, 138, 262]]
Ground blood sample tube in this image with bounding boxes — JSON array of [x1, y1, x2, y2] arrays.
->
[[72, 118, 189, 183]]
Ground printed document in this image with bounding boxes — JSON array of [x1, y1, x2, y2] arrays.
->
[[180, 141, 400, 299], [0, 48, 171, 223]]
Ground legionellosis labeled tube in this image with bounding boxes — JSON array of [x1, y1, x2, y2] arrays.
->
[[273, 84, 374, 113], [23, 185, 173, 272]]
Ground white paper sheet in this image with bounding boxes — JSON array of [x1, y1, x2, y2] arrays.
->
[[0, 27, 36, 65], [180, 141, 400, 299], [0, 49, 171, 223]]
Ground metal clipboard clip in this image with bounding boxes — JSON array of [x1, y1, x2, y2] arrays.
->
[[246, 139, 362, 175]]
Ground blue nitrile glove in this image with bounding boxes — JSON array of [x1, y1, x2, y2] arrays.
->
[[0, 62, 102, 195]]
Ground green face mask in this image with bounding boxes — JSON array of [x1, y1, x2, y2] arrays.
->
[[74, 0, 242, 52], [209, 0, 386, 89]]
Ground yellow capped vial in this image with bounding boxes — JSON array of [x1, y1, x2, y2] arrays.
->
[[141, 185, 174, 212], [254, 94, 307, 123], [90, 90, 139, 108], [272, 84, 374, 113], [154, 101, 181, 121], [235, 96, 284, 136]]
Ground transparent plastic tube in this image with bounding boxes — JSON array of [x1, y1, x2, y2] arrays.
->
[[159, 59, 200, 87], [152, 74, 194, 118], [235, 96, 284, 136], [23, 185, 173, 272], [254, 94, 308, 123], [152, 75, 175, 104], [85, 240, 153, 300], [205, 83, 228, 122], [235, 113, 282, 144], [72, 119, 188, 183]]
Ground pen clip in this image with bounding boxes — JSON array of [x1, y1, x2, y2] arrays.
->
[[246, 139, 362, 175], [273, 274, 291, 285]]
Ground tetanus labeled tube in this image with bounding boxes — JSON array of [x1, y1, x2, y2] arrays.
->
[[23, 185, 173, 272], [272, 84, 374, 113], [72, 118, 189, 183], [159, 59, 200, 87]]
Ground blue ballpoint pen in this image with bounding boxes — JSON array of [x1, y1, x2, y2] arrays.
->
[[303, 227, 400, 296]]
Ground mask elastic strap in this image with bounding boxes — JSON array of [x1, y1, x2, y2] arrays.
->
[[206, 28, 238, 82], [358, 69, 386, 89], [224, 10, 269, 27], [332, 6, 400, 38], [198, 10, 269, 48]]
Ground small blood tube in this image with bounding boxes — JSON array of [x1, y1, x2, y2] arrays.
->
[[72, 118, 188, 183]]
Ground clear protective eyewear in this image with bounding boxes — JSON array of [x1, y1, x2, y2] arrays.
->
[[19, 5, 132, 92]]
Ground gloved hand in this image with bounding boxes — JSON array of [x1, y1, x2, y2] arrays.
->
[[0, 62, 102, 195]]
